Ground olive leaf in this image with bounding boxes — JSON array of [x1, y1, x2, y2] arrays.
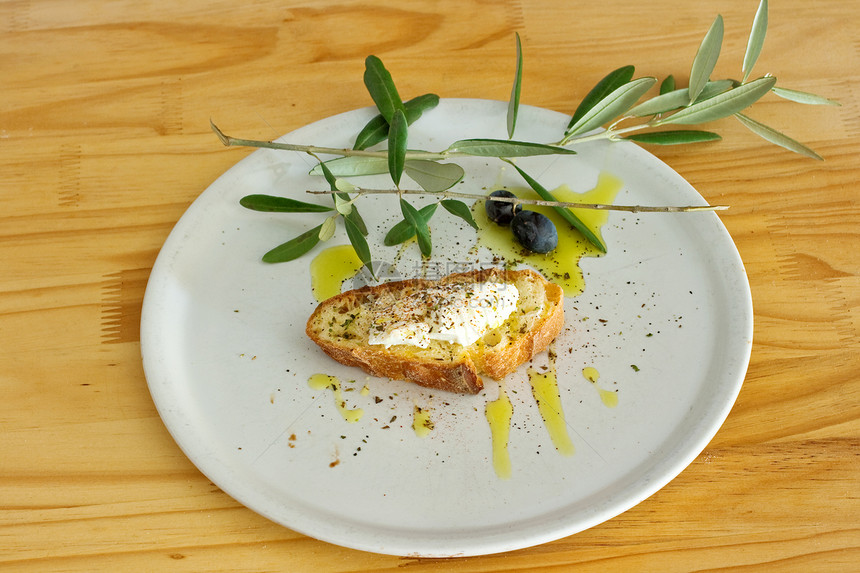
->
[[384, 203, 438, 246], [657, 76, 776, 125], [440, 199, 479, 230], [335, 179, 357, 192], [689, 15, 724, 103], [387, 108, 408, 186], [404, 160, 465, 192], [507, 32, 523, 139], [262, 224, 323, 263], [316, 154, 339, 190], [239, 194, 333, 213], [318, 216, 337, 241], [447, 139, 576, 157], [742, 0, 768, 82], [771, 87, 840, 106], [363, 55, 404, 123], [345, 204, 368, 237], [660, 75, 675, 95], [623, 130, 721, 145], [695, 79, 735, 102], [735, 113, 822, 160], [310, 156, 389, 177], [628, 88, 691, 118], [568, 65, 635, 130], [629, 80, 734, 117], [344, 215, 374, 277], [400, 198, 432, 257], [506, 160, 606, 253], [565, 77, 657, 138], [354, 94, 440, 150], [316, 157, 368, 236], [334, 194, 353, 215]]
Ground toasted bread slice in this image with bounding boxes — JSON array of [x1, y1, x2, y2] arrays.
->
[[306, 268, 564, 394]]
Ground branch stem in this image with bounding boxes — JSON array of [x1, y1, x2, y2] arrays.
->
[[556, 120, 656, 146], [307, 187, 727, 213], [212, 120, 448, 160]]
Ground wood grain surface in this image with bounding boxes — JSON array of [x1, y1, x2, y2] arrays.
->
[[1, 0, 857, 571]]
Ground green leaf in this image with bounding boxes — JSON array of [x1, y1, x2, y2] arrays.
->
[[353, 115, 390, 152], [440, 199, 479, 230], [317, 156, 339, 190], [334, 194, 352, 215], [406, 93, 441, 113], [261, 225, 322, 263], [735, 113, 822, 160], [447, 138, 576, 157], [507, 32, 523, 139], [387, 108, 408, 186], [400, 198, 432, 257], [772, 87, 841, 106], [316, 156, 368, 235], [344, 215, 374, 277], [658, 76, 776, 125], [568, 65, 635, 130], [404, 160, 465, 192], [239, 194, 334, 213], [363, 55, 404, 123], [742, 0, 768, 82], [660, 75, 675, 95], [384, 203, 437, 246], [343, 204, 368, 236], [318, 216, 337, 241], [310, 156, 389, 177], [630, 80, 734, 117], [335, 179, 356, 192], [623, 130, 722, 145], [689, 15, 724, 103], [628, 88, 691, 117], [565, 77, 657, 137], [506, 161, 606, 252], [353, 94, 439, 150], [696, 79, 735, 102]]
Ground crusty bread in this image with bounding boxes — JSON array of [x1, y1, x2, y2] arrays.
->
[[305, 268, 564, 394]]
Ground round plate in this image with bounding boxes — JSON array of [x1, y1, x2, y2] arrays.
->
[[141, 99, 753, 557]]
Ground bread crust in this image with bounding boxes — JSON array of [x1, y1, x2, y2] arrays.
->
[[306, 268, 564, 394]]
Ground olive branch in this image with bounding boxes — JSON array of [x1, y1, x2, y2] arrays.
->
[[213, 0, 838, 274]]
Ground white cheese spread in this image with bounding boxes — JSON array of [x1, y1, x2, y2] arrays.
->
[[368, 281, 519, 349]]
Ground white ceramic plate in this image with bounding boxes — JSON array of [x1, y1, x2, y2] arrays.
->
[[141, 99, 753, 557]]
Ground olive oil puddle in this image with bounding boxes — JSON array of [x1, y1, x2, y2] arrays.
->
[[472, 172, 623, 296], [308, 374, 364, 423], [309, 244, 364, 302]]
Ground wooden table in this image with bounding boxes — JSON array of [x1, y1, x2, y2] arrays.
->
[[2, 1, 857, 570]]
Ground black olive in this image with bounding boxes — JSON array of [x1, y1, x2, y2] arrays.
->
[[511, 210, 558, 253], [484, 190, 522, 225]]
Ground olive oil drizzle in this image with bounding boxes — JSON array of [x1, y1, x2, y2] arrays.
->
[[527, 366, 575, 456], [485, 384, 514, 479], [582, 366, 618, 408], [308, 374, 364, 423]]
